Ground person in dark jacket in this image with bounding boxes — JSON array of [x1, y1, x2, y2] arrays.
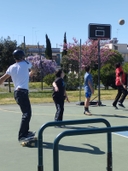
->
[[52, 69, 69, 121]]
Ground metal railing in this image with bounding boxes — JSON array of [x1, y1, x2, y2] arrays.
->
[[37, 118, 111, 171], [53, 126, 128, 171]]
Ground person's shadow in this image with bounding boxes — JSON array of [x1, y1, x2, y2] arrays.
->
[[27, 141, 105, 155]]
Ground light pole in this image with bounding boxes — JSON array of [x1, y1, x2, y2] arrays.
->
[[97, 39, 101, 106], [23, 36, 26, 54], [18, 35, 23, 45], [76, 39, 84, 105], [79, 39, 82, 102], [35, 30, 39, 44], [32, 27, 36, 45], [38, 42, 43, 90]]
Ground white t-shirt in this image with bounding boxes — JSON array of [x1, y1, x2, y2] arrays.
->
[[6, 61, 32, 90]]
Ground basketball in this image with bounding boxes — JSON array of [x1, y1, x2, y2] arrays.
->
[[118, 19, 125, 25]]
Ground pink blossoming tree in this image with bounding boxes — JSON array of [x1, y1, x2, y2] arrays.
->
[[61, 38, 124, 89]]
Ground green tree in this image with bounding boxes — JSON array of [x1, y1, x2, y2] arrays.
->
[[45, 34, 52, 60], [65, 73, 79, 90], [0, 37, 17, 71], [122, 62, 128, 86], [62, 32, 67, 57], [123, 62, 128, 73], [0, 36, 17, 92], [100, 63, 116, 89], [61, 55, 79, 74], [100, 51, 124, 89], [43, 73, 55, 86]]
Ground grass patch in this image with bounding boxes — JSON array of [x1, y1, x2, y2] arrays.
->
[[0, 88, 123, 104], [0, 83, 126, 105], [29, 82, 51, 89]]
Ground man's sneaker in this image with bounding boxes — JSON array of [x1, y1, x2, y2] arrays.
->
[[19, 137, 27, 142], [18, 131, 36, 142], [112, 104, 118, 109], [27, 131, 36, 137], [19, 136, 35, 142], [118, 103, 125, 108], [84, 111, 92, 116]]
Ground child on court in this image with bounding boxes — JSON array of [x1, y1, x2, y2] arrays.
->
[[52, 69, 69, 121], [84, 65, 94, 115]]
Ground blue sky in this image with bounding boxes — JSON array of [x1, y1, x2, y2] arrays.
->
[[0, 0, 128, 48]]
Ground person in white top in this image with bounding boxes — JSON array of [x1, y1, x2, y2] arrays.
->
[[0, 49, 35, 141]]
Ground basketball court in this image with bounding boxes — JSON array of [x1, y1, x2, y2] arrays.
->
[[0, 99, 128, 171]]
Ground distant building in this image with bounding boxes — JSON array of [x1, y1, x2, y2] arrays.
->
[[26, 45, 61, 66], [104, 38, 128, 62]]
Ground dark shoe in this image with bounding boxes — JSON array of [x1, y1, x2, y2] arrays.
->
[[19, 136, 35, 142], [112, 104, 118, 109], [118, 103, 125, 108], [19, 137, 27, 142], [27, 131, 36, 137]]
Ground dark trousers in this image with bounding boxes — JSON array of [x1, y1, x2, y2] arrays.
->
[[14, 89, 31, 140], [53, 97, 64, 121], [113, 85, 127, 106]]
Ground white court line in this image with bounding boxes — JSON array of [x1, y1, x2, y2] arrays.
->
[[113, 132, 128, 138]]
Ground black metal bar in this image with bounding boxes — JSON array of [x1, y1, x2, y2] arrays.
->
[[37, 118, 111, 171], [53, 126, 128, 171], [98, 39, 101, 105], [38, 166, 43, 171]]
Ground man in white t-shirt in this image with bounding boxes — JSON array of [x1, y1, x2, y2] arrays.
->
[[0, 49, 35, 141]]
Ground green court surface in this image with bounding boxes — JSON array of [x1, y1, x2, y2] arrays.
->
[[0, 100, 128, 171]]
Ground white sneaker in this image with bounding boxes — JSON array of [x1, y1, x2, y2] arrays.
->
[[84, 111, 92, 116]]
